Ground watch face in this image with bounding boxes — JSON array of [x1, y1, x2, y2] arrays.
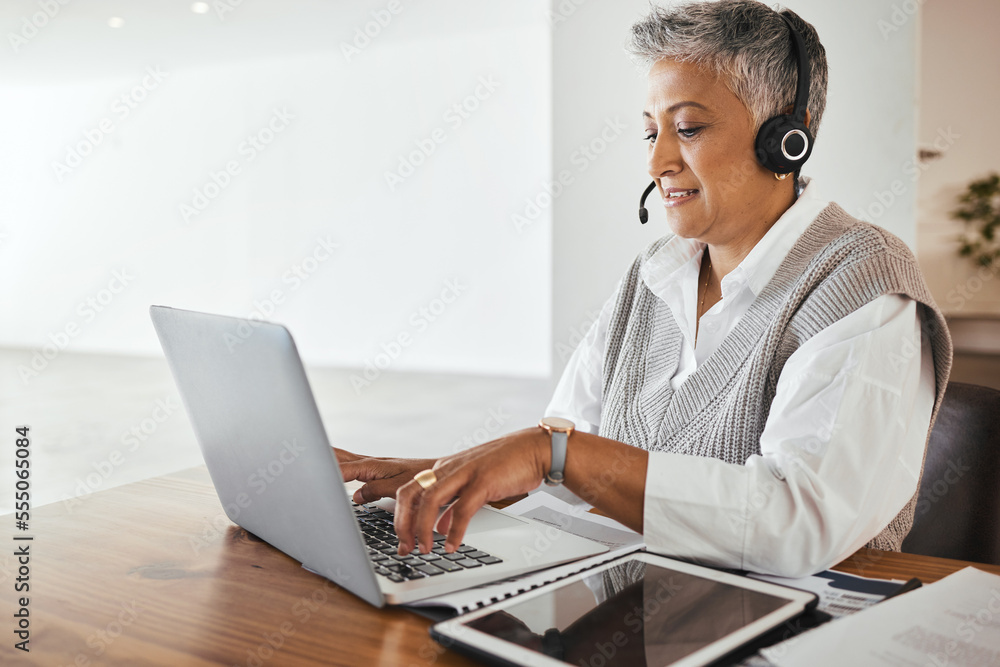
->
[[540, 416, 575, 431]]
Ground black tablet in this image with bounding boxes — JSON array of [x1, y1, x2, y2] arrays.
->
[[431, 552, 817, 667]]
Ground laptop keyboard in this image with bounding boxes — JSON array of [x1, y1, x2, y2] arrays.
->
[[352, 502, 503, 583]]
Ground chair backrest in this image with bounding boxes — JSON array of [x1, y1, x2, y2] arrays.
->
[[901, 382, 1000, 565]]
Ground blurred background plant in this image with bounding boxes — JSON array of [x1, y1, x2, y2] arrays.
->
[[954, 172, 1000, 268]]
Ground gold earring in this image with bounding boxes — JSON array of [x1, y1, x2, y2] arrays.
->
[[774, 172, 791, 181]]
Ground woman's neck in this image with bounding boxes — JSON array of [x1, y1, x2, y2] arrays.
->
[[704, 184, 797, 280]]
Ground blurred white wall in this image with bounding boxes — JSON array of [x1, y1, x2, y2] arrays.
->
[[0, 0, 927, 385], [0, 0, 552, 378]]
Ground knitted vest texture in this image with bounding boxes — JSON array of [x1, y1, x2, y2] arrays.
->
[[598, 203, 953, 551]]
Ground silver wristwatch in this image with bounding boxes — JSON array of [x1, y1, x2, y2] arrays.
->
[[538, 417, 575, 486]]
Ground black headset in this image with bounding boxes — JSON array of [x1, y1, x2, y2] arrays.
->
[[639, 12, 812, 224]]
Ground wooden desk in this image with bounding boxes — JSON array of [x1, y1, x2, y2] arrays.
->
[[4, 468, 999, 666]]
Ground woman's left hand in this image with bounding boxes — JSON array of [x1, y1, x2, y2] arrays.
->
[[393, 427, 549, 555]]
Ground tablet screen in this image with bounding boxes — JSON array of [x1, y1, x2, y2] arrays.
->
[[466, 559, 791, 666]]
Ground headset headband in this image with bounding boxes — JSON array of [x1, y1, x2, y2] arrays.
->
[[780, 14, 809, 124]]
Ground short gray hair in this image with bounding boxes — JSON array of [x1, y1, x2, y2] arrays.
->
[[625, 0, 828, 139]]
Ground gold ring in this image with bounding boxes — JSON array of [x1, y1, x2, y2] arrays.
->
[[414, 469, 437, 490]]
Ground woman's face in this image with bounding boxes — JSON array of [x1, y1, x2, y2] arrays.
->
[[644, 58, 789, 247]]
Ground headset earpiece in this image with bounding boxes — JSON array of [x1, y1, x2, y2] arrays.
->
[[755, 115, 812, 174], [754, 13, 814, 175]]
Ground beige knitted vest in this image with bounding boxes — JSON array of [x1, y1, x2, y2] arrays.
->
[[598, 203, 953, 552]]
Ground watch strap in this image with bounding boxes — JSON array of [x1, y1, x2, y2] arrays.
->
[[545, 430, 567, 486]]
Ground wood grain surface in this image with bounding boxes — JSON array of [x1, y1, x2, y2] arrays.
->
[[833, 546, 1000, 583], [0, 467, 476, 667], [3, 466, 998, 666]]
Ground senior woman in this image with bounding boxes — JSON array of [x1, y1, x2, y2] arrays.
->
[[338, 0, 952, 577]]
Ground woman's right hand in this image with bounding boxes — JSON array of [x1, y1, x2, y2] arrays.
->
[[335, 448, 437, 503]]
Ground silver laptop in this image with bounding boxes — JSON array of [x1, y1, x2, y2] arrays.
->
[[150, 305, 607, 607]]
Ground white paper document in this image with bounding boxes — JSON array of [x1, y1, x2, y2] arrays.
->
[[501, 491, 646, 550], [762, 567, 1000, 666], [750, 569, 903, 618]]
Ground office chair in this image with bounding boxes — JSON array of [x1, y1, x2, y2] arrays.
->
[[901, 382, 1000, 566]]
